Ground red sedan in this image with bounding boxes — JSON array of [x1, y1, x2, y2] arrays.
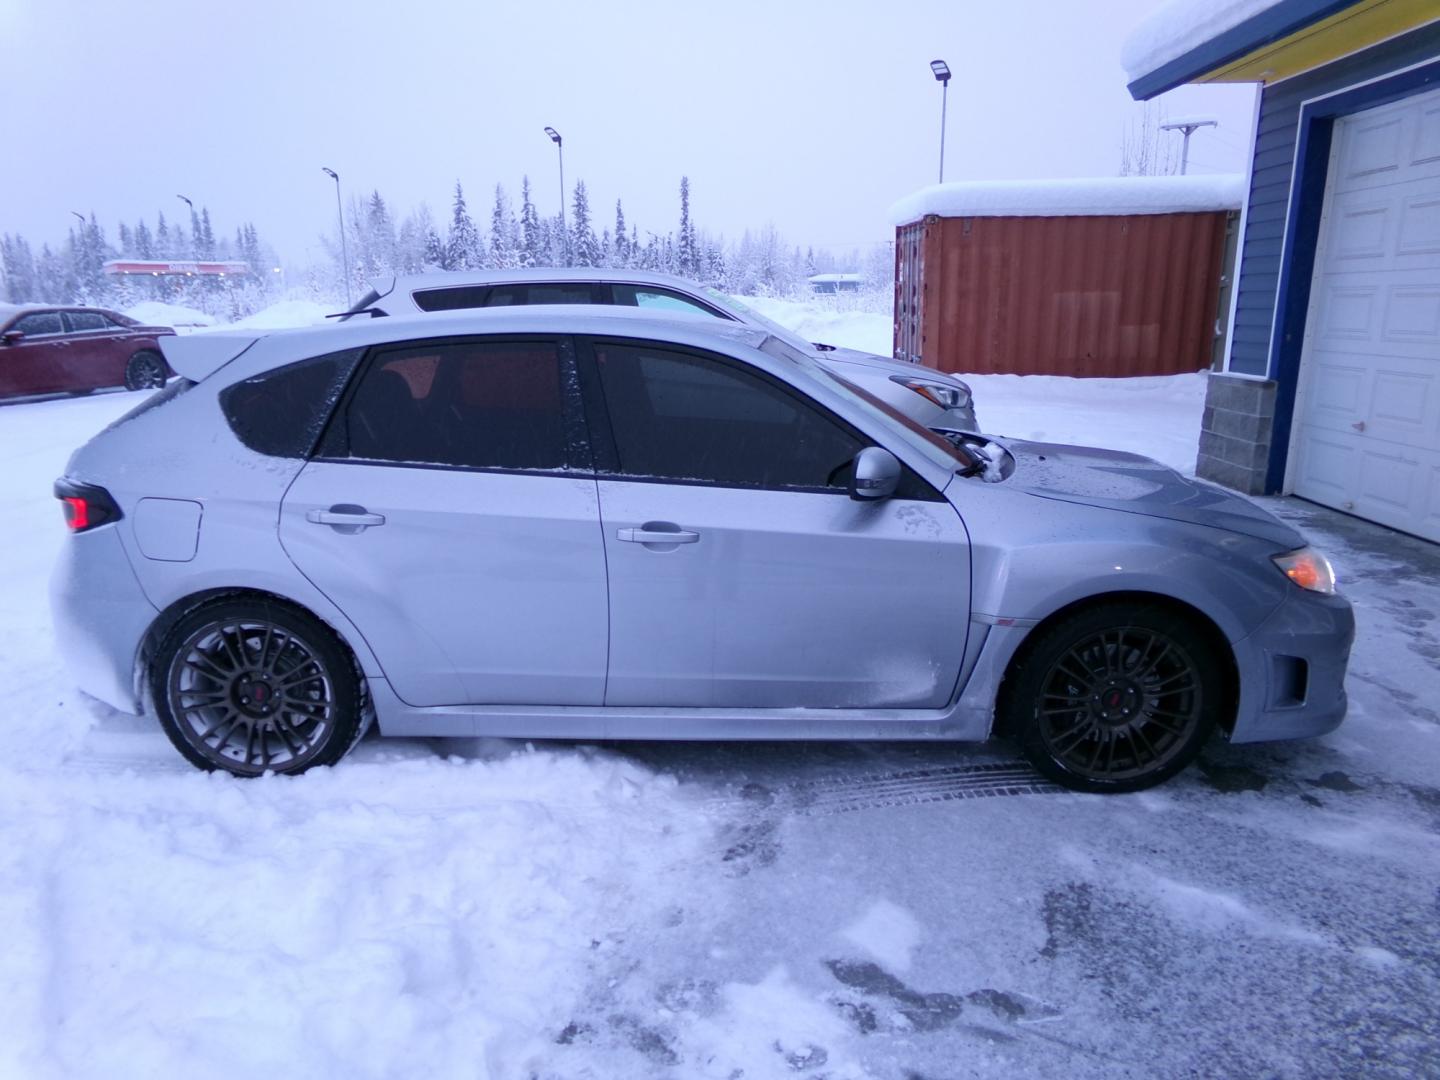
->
[[0, 304, 175, 399]]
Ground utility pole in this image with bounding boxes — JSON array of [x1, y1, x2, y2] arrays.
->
[[1160, 118, 1217, 175]]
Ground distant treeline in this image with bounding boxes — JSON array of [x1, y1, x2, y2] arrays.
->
[[1, 175, 880, 317]]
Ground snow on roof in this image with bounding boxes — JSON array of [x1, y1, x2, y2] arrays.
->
[[808, 273, 864, 282], [1121, 0, 1285, 84], [887, 174, 1246, 226]]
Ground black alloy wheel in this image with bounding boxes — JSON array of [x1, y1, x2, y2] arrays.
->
[[124, 350, 167, 391], [152, 600, 366, 776], [1001, 603, 1222, 793]]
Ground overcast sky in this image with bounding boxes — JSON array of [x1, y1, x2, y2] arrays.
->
[[1, 0, 1257, 265]]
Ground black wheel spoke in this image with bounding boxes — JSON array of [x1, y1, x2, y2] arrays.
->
[[185, 655, 232, 683], [1131, 725, 1159, 766]]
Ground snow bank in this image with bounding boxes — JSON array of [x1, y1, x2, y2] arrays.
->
[[1122, 0, 1283, 84], [888, 175, 1246, 226], [123, 301, 215, 328], [737, 295, 895, 358], [218, 299, 333, 331]]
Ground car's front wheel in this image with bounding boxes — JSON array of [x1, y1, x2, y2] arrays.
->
[[999, 602, 1224, 793], [151, 599, 367, 776], [123, 350, 167, 391]]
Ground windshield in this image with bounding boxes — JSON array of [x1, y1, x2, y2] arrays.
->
[[705, 288, 823, 355]]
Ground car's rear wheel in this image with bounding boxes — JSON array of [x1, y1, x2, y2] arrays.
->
[[123, 350, 167, 391], [999, 602, 1222, 793], [151, 599, 367, 777]]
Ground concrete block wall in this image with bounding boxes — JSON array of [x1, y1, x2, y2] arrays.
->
[[1196, 373, 1277, 495]]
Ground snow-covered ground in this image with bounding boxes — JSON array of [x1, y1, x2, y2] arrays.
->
[[2, 300, 1437, 1078]]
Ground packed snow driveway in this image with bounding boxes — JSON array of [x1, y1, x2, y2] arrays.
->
[[1, 388, 1437, 1079]]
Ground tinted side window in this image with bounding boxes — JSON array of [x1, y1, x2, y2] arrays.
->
[[412, 286, 490, 312], [591, 342, 864, 491], [343, 340, 568, 471], [612, 285, 719, 317], [65, 311, 107, 332], [14, 312, 62, 336], [221, 348, 364, 458], [486, 283, 599, 307]]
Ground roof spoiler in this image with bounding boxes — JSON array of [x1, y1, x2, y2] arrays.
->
[[159, 332, 260, 382]]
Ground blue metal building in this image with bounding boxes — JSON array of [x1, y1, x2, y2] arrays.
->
[[1127, 0, 1440, 543]]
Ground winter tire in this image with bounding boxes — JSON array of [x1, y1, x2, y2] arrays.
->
[[151, 599, 367, 777], [123, 350, 167, 391], [999, 602, 1223, 793]]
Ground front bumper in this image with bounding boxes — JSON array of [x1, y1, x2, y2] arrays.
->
[[49, 525, 156, 714], [1228, 588, 1355, 744]]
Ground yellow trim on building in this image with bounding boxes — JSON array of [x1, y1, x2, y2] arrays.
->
[[1201, 0, 1440, 84]]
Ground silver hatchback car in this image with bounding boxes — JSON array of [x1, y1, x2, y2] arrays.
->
[[51, 309, 1353, 792], [342, 268, 980, 434]]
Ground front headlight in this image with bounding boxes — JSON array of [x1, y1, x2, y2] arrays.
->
[[891, 375, 971, 410], [1272, 547, 1337, 594]]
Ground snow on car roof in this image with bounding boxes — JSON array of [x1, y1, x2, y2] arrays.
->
[[1121, 0, 1285, 84], [887, 174, 1246, 226]]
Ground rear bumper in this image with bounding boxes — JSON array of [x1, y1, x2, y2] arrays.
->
[[49, 526, 156, 714], [1228, 589, 1355, 744]]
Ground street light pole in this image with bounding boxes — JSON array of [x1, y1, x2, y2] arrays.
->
[[1160, 118, 1217, 175], [545, 127, 567, 266], [321, 167, 352, 306], [175, 193, 200, 254], [930, 60, 951, 184]]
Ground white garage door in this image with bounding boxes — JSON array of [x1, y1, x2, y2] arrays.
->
[[1291, 85, 1440, 541]]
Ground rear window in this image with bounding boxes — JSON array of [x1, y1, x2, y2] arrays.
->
[[220, 348, 363, 458], [65, 311, 107, 332], [413, 285, 491, 312]]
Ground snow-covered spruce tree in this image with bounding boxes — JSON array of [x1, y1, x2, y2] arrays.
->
[[423, 224, 447, 271], [1, 234, 39, 302], [34, 244, 66, 303], [570, 181, 601, 268], [446, 181, 483, 271], [198, 208, 216, 259], [366, 191, 398, 278], [677, 177, 700, 279], [134, 219, 154, 260], [702, 237, 726, 289], [613, 200, 629, 267], [155, 212, 171, 259], [519, 176, 545, 268], [396, 205, 437, 274], [490, 183, 517, 269]]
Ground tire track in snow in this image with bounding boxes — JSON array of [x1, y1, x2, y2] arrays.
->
[[790, 761, 1063, 814]]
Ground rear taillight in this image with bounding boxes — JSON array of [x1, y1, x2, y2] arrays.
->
[[54, 479, 121, 533]]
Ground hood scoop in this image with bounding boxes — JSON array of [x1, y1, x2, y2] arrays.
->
[[1005, 440, 1303, 547]]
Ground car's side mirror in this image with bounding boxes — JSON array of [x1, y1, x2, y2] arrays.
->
[[849, 446, 901, 501], [1, 330, 23, 345]]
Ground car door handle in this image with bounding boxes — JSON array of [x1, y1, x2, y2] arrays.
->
[[617, 526, 699, 544], [307, 506, 385, 529]]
